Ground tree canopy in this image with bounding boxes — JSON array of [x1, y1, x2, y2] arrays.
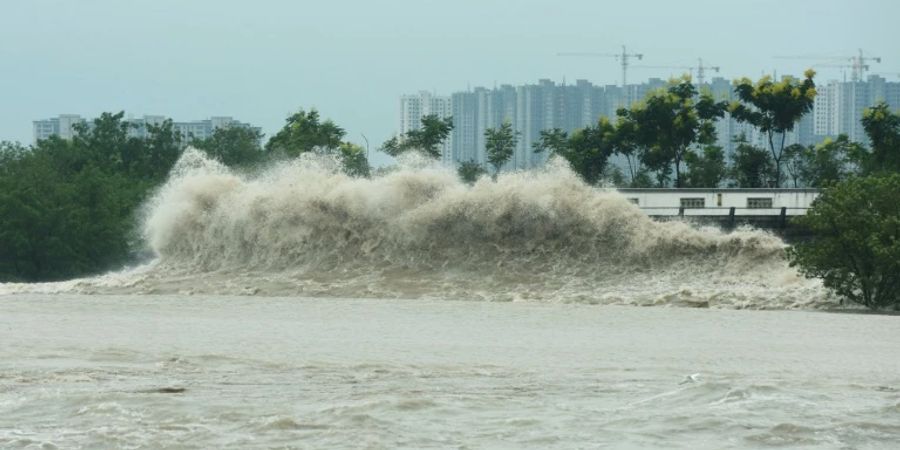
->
[[265, 109, 345, 156], [730, 70, 817, 187], [381, 114, 453, 159], [192, 126, 265, 169], [485, 122, 518, 176], [0, 113, 180, 281], [616, 76, 726, 187], [788, 174, 900, 310]]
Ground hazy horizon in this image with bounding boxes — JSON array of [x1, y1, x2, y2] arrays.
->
[[3, 0, 898, 165]]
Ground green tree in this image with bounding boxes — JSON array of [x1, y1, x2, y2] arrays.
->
[[616, 76, 726, 187], [141, 119, 184, 180], [381, 114, 453, 159], [0, 119, 157, 281], [859, 102, 900, 174], [784, 135, 859, 188], [265, 109, 345, 156], [485, 121, 518, 176], [0, 141, 28, 168], [684, 145, 727, 187], [531, 128, 569, 155], [457, 160, 487, 184], [610, 119, 644, 184], [603, 165, 627, 187], [338, 142, 371, 177], [192, 126, 265, 168], [533, 118, 619, 185], [265, 108, 368, 176], [788, 174, 900, 310], [729, 135, 775, 188], [729, 70, 817, 187]]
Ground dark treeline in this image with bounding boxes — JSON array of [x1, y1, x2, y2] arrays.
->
[[0, 109, 369, 282]]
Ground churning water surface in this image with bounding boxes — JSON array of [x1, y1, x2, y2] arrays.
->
[[2, 150, 896, 448], [1, 295, 899, 449]]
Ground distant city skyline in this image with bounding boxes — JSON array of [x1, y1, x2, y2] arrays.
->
[[2, 0, 899, 167], [32, 114, 259, 143], [398, 74, 900, 173]]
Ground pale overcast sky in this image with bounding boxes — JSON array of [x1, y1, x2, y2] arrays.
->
[[2, 0, 898, 165]]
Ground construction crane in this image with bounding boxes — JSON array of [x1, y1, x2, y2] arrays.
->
[[810, 63, 862, 83], [775, 49, 882, 82], [632, 58, 721, 84], [558, 45, 643, 87]]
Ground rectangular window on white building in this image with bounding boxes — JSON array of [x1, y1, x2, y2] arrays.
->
[[747, 198, 773, 208], [680, 198, 705, 208]]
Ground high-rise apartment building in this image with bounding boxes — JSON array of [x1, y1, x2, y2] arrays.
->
[[812, 75, 900, 144], [32, 114, 86, 142], [399, 91, 453, 162], [32, 114, 259, 143], [409, 74, 900, 176]]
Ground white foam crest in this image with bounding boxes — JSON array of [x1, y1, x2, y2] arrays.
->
[[4, 150, 834, 308]]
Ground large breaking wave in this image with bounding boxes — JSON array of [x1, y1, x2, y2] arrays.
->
[[1, 149, 832, 308]]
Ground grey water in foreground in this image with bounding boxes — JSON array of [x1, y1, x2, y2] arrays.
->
[[1, 295, 899, 449], [3, 151, 897, 448]]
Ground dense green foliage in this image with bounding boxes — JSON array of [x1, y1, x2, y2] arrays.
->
[[783, 135, 860, 188], [860, 102, 900, 174], [532, 118, 619, 185], [616, 76, 726, 187], [381, 114, 453, 159], [684, 145, 727, 188], [786, 105, 900, 309], [730, 70, 817, 187], [338, 142, 371, 177], [264, 108, 371, 176], [457, 160, 487, 184], [788, 174, 900, 310], [729, 135, 776, 188], [265, 109, 344, 156], [0, 108, 370, 282], [192, 126, 265, 169], [0, 113, 178, 281], [484, 122, 518, 176]]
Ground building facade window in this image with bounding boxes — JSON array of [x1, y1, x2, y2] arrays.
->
[[747, 198, 773, 208], [680, 198, 705, 208], [627, 198, 639, 205]]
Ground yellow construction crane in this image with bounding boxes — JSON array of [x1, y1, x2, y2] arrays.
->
[[558, 45, 643, 87], [632, 58, 721, 84], [775, 49, 882, 82]]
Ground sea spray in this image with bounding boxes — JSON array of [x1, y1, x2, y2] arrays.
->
[[2, 149, 833, 308]]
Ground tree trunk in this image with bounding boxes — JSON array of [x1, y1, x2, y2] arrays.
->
[[625, 154, 637, 183], [767, 132, 780, 188]]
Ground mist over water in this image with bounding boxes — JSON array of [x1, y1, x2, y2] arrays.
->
[[2, 149, 832, 308]]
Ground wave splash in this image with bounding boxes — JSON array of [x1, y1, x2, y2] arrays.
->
[[2, 149, 831, 308]]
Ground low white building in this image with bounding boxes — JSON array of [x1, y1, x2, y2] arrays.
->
[[616, 188, 820, 217]]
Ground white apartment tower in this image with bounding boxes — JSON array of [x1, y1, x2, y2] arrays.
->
[[33, 114, 85, 142], [399, 91, 453, 162]]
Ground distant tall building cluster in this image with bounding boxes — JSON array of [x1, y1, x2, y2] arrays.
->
[[813, 77, 900, 143], [398, 75, 900, 170], [32, 115, 259, 143]]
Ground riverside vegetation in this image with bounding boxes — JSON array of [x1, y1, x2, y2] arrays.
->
[[1, 72, 899, 309]]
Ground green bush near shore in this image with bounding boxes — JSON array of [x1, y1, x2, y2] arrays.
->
[[788, 175, 900, 310]]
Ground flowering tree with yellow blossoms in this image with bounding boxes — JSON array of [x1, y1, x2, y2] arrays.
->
[[730, 70, 817, 187]]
